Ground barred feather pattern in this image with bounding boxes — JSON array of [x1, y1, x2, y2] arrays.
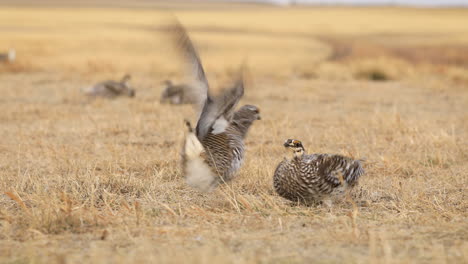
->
[[201, 125, 245, 183], [200, 105, 259, 182], [181, 105, 259, 190], [172, 19, 260, 190], [274, 153, 364, 204]]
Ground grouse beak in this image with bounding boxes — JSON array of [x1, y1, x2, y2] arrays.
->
[[283, 140, 290, 148], [257, 114, 261, 120]]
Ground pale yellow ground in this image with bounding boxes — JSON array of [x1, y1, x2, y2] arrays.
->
[[0, 3, 467, 264]]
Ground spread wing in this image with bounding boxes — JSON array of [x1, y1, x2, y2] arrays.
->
[[196, 76, 244, 139], [169, 19, 245, 141], [169, 19, 209, 109]]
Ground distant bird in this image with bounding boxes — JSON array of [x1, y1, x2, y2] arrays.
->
[[0, 49, 15, 63], [160, 80, 197, 104], [274, 139, 364, 206], [83, 74, 135, 98], [170, 20, 261, 192]]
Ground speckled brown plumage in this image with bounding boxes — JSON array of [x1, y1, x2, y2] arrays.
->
[[171, 20, 260, 191], [274, 139, 364, 205]]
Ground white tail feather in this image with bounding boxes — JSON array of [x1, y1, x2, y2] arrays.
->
[[184, 133, 217, 192], [184, 133, 204, 159]]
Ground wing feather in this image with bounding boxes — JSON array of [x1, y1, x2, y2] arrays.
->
[[196, 72, 244, 140], [169, 19, 210, 108], [169, 19, 245, 140]]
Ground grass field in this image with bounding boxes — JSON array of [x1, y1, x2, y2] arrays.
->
[[0, 2, 467, 263]]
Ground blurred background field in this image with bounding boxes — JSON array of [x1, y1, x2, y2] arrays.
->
[[0, 1, 467, 263], [2, 3, 468, 81]]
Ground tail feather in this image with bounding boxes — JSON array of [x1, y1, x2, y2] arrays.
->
[[344, 160, 364, 185], [184, 119, 194, 133], [183, 131, 217, 192], [322, 155, 364, 187]]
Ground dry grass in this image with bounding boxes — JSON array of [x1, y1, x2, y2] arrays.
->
[[1, 3, 468, 264]]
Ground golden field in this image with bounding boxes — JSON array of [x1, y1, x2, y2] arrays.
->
[[0, 2, 467, 263]]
